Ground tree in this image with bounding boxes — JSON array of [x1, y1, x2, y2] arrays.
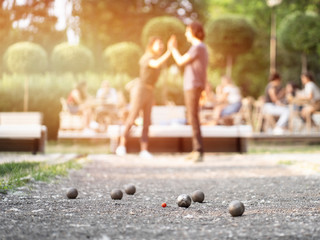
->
[[51, 43, 94, 73], [206, 16, 255, 77], [3, 42, 48, 111], [0, 0, 65, 55], [103, 42, 142, 77], [278, 11, 320, 73]]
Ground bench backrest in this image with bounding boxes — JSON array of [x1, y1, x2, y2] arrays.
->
[[0, 112, 43, 125], [151, 106, 186, 125]]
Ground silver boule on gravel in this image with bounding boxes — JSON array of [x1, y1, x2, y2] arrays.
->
[[66, 188, 78, 199], [177, 194, 192, 208], [191, 190, 205, 203], [110, 189, 123, 200], [228, 200, 245, 217], [124, 184, 136, 195]]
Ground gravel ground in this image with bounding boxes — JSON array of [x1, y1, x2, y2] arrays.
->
[[1, 153, 320, 240]]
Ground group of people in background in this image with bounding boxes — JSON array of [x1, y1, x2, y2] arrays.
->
[[66, 79, 123, 132], [263, 72, 320, 134], [64, 20, 320, 163]]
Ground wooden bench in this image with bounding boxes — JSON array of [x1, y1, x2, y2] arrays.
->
[[107, 124, 252, 153], [0, 112, 47, 154]]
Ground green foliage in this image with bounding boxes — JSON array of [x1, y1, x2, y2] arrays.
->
[[0, 0, 64, 71], [278, 11, 320, 54], [51, 43, 94, 73], [3, 42, 48, 74], [102, 73, 132, 91], [0, 72, 102, 139], [0, 72, 134, 139], [141, 16, 188, 53], [155, 69, 184, 105], [103, 42, 142, 77], [206, 16, 255, 58], [0, 159, 82, 193]]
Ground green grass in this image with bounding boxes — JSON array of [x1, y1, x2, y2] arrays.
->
[[248, 142, 320, 154], [47, 140, 110, 154], [48, 140, 320, 155], [277, 160, 295, 165], [0, 159, 83, 194]]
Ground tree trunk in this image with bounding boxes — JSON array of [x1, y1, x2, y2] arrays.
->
[[23, 77, 29, 112], [226, 55, 233, 78], [301, 52, 307, 74]]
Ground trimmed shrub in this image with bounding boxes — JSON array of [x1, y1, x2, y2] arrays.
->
[[278, 11, 320, 54], [3, 42, 48, 73], [103, 42, 142, 77], [155, 68, 184, 105], [51, 43, 94, 73], [278, 11, 320, 73], [206, 16, 255, 58], [141, 16, 187, 53]]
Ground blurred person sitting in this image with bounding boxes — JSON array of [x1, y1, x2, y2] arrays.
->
[[199, 82, 215, 110], [66, 81, 94, 130], [209, 75, 242, 125], [95, 80, 119, 131], [284, 81, 300, 105], [296, 72, 320, 127], [262, 73, 290, 134], [96, 80, 118, 104]]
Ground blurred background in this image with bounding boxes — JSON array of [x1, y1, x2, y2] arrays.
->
[[0, 0, 319, 139]]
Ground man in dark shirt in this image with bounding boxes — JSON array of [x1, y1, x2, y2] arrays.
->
[[169, 21, 209, 162]]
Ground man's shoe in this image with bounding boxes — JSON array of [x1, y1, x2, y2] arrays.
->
[[186, 151, 203, 163], [185, 151, 196, 160]]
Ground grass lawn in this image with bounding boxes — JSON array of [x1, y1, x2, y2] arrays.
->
[[248, 140, 320, 154], [47, 140, 320, 155], [47, 140, 110, 154], [0, 158, 83, 194]]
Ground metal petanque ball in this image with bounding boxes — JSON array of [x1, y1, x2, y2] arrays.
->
[[177, 194, 192, 208], [191, 190, 205, 203], [66, 188, 78, 199], [124, 184, 136, 195], [110, 189, 123, 200], [228, 200, 245, 217]]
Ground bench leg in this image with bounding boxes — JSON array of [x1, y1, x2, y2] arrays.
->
[[38, 127, 47, 154], [237, 137, 247, 153]]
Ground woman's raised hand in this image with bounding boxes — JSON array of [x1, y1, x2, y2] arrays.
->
[[168, 35, 177, 50]]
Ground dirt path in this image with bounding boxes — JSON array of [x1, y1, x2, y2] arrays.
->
[[1, 153, 320, 240]]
